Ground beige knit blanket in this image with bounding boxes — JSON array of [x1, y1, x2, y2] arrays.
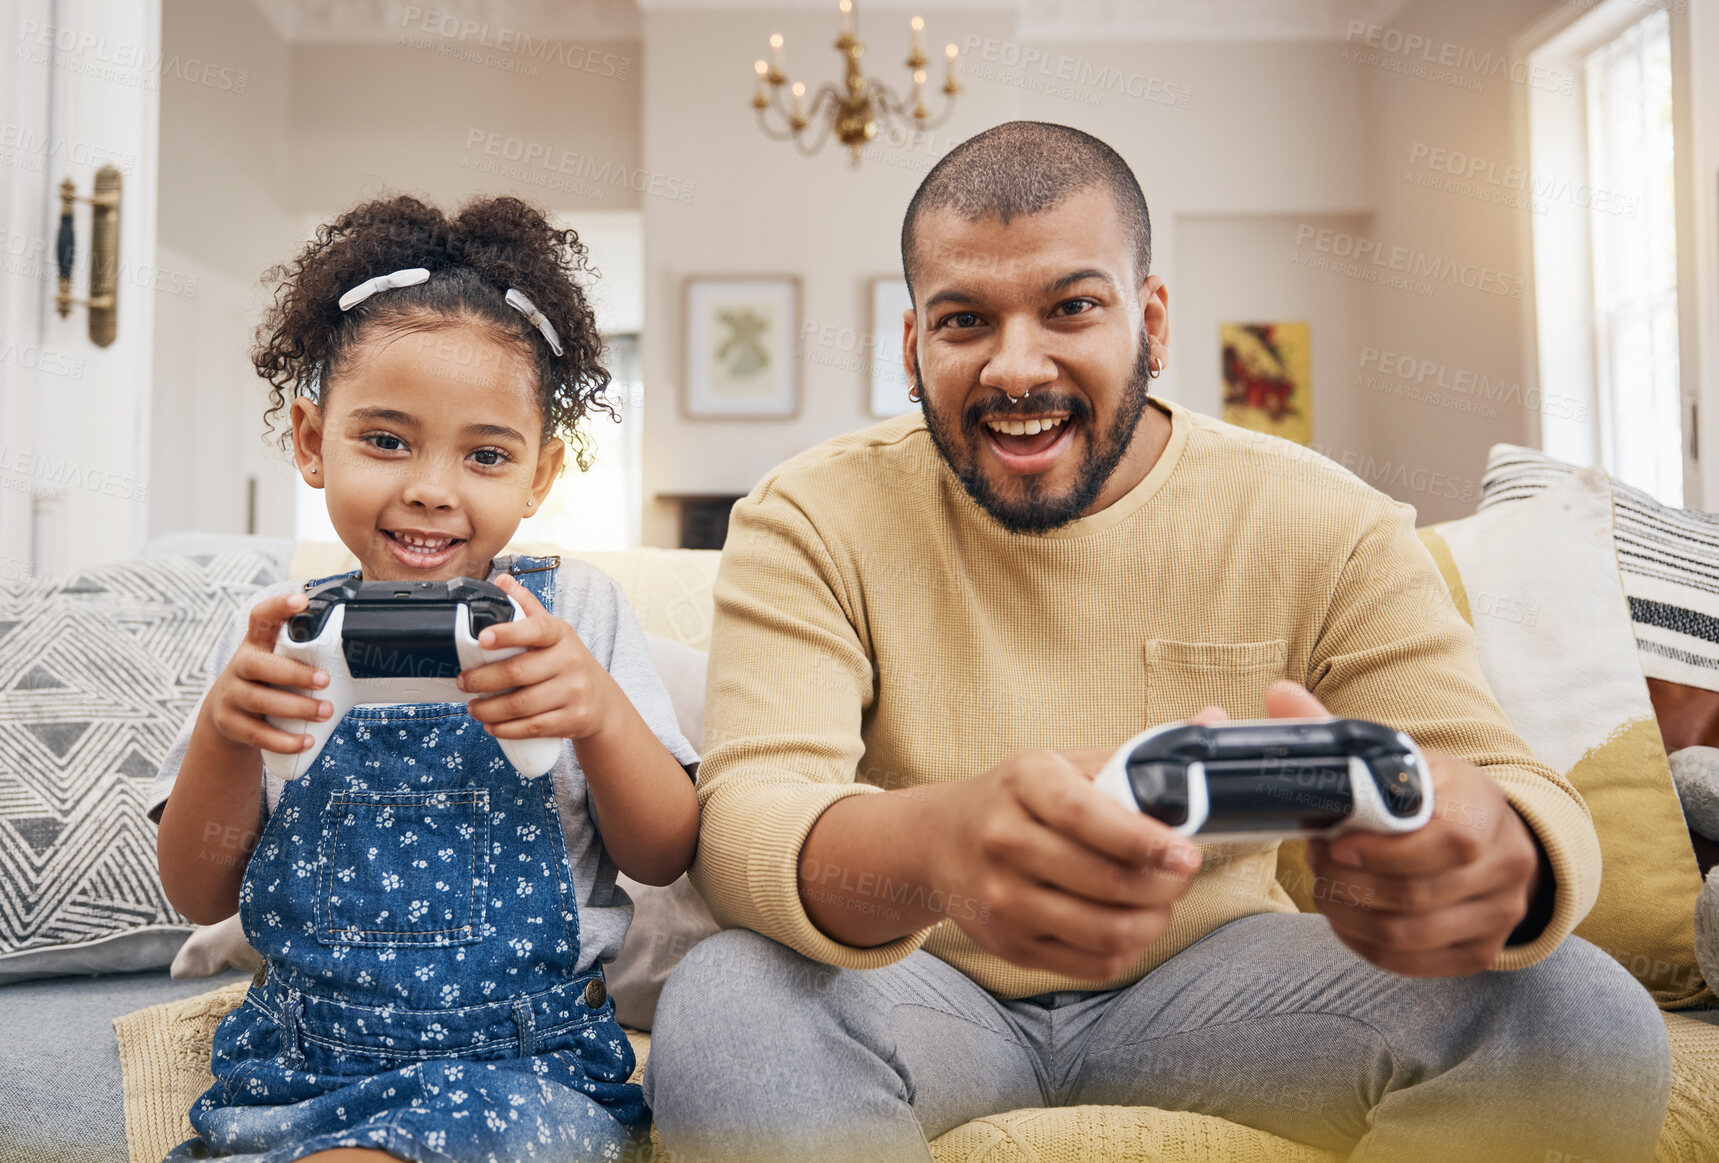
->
[[115, 984, 1719, 1163], [112, 982, 658, 1162]]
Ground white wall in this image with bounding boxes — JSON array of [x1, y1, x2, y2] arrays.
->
[[151, 0, 297, 543], [156, 0, 292, 280], [1176, 214, 1376, 464], [96, 0, 1719, 562], [286, 38, 643, 217], [1351, 0, 1719, 522], [564, 210, 645, 335], [638, 9, 1377, 544], [638, 8, 1010, 548], [149, 4, 646, 544], [1358, 0, 1583, 523]]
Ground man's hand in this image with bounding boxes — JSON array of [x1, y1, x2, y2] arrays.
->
[[1256, 681, 1546, 977], [459, 574, 620, 742], [923, 750, 1203, 982]]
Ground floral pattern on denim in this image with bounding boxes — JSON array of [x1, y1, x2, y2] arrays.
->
[[166, 557, 644, 1163]]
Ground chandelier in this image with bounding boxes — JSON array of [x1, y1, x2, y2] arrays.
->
[[750, 1, 961, 166]]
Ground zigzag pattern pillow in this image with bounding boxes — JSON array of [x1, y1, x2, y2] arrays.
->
[[0, 552, 278, 982], [1480, 444, 1719, 694]]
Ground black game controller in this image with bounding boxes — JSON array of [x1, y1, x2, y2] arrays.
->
[[1093, 717, 1433, 842], [262, 577, 561, 780]]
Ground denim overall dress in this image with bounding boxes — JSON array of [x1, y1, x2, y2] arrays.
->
[[169, 556, 645, 1163]]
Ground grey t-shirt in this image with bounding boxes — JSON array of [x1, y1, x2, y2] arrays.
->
[[148, 555, 699, 975]]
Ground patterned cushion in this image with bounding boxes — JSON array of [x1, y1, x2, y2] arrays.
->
[[1284, 471, 1708, 1008], [1480, 444, 1719, 694], [0, 553, 280, 983]]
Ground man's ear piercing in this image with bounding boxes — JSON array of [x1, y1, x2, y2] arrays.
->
[[908, 382, 922, 403]]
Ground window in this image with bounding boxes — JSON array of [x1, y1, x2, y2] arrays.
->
[[1584, 8, 1681, 504], [514, 333, 645, 551]]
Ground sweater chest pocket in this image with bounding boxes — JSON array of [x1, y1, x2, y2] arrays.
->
[[1144, 639, 1290, 726]]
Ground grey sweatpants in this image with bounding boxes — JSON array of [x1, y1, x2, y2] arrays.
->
[[642, 912, 1671, 1163]]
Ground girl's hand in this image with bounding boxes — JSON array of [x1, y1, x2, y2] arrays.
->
[[459, 574, 617, 743], [206, 592, 333, 754]]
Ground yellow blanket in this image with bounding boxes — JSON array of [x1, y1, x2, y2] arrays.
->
[[114, 982, 1719, 1163]]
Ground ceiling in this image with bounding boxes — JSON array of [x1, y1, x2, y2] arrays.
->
[[244, 0, 1415, 43], [241, 0, 645, 42], [1014, 0, 1415, 41]]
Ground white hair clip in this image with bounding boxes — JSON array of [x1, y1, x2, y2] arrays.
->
[[335, 267, 563, 358], [505, 288, 563, 357], [337, 267, 430, 312]]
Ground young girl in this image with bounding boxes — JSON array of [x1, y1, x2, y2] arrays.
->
[[152, 195, 701, 1163]]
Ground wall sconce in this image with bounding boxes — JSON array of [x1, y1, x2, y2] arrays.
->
[[55, 163, 122, 347]]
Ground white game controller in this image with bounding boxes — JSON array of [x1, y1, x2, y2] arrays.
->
[[1093, 716, 1433, 844], [261, 576, 564, 781]]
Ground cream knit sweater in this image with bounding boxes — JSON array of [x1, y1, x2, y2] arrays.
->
[[689, 396, 1599, 999]]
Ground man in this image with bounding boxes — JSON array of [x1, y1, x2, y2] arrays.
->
[[643, 122, 1669, 1162]]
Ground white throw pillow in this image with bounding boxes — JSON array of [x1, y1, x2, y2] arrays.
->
[[1481, 444, 1719, 693], [169, 913, 262, 979], [1420, 469, 1707, 1006]]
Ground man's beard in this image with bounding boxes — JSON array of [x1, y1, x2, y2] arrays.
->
[[916, 336, 1152, 534]]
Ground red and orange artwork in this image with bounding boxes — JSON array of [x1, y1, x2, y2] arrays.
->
[[1221, 322, 1312, 445]]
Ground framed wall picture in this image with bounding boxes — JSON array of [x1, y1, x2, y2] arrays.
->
[[1221, 322, 1312, 446], [868, 276, 915, 418], [682, 276, 800, 418]]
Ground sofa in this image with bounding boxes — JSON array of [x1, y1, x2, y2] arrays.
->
[[4, 487, 1719, 1162]]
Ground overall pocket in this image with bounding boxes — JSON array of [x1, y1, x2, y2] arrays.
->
[[314, 788, 491, 947], [1144, 638, 1290, 725]]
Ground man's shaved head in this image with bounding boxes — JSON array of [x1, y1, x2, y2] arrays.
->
[[900, 121, 1152, 299]]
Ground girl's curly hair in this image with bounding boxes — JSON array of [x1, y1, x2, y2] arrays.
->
[[254, 194, 614, 469]]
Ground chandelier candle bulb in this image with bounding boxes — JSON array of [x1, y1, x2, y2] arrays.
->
[[944, 42, 960, 94], [744, 0, 960, 163]]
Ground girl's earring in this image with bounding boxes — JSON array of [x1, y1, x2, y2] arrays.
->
[[308, 466, 318, 474], [526, 499, 534, 508]]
